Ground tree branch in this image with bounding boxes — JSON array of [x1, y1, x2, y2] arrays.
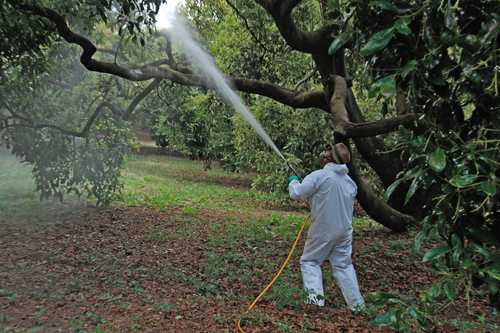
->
[[4, 101, 108, 138], [255, 0, 333, 53], [18, 3, 327, 111], [232, 77, 328, 110], [329, 76, 417, 138], [2, 75, 160, 138], [343, 113, 416, 138], [345, 89, 404, 187], [293, 69, 317, 91], [124, 78, 162, 120], [96, 47, 129, 62], [348, 159, 416, 232]]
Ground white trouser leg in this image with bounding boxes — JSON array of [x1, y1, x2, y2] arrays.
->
[[301, 261, 324, 306], [328, 235, 364, 307], [300, 238, 334, 306]]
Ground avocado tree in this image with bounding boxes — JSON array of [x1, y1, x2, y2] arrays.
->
[[2, 0, 413, 229], [1, 0, 499, 313]]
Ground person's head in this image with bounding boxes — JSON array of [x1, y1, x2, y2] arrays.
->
[[319, 143, 351, 166]]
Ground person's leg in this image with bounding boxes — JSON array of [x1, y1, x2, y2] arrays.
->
[[300, 238, 334, 306], [328, 235, 364, 308]]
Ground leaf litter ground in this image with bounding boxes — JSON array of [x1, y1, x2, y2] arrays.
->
[[0, 154, 495, 332]]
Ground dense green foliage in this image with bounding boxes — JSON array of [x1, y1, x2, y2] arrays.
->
[[0, 0, 162, 71], [325, 0, 500, 328], [0, 33, 144, 205], [149, 86, 236, 170]]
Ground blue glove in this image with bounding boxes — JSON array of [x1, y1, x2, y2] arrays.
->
[[288, 175, 300, 184]]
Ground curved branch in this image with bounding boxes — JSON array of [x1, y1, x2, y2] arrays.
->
[[232, 78, 327, 110], [329, 76, 415, 138], [96, 48, 129, 62], [343, 113, 417, 138], [255, 0, 333, 53], [19, 4, 327, 111], [346, 89, 404, 186], [293, 69, 317, 90], [124, 78, 162, 119], [5, 102, 108, 138], [348, 160, 416, 232], [2, 75, 160, 138]]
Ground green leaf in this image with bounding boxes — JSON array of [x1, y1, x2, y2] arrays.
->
[[394, 17, 412, 35], [444, 0, 458, 31], [485, 265, 500, 281], [370, 75, 396, 98], [471, 243, 491, 260], [443, 282, 456, 301], [408, 307, 418, 319], [384, 178, 404, 200], [423, 246, 449, 262], [411, 135, 426, 148], [372, 312, 396, 326], [480, 181, 496, 196], [0, 289, 14, 297], [400, 60, 417, 78], [369, 0, 399, 12], [385, 167, 423, 201], [368, 291, 400, 303], [327, 0, 339, 10], [428, 148, 447, 172], [462, 258, 475, 270], [449, 174, 477, 188], [328, 32, 352, 55], [412, 230, 426, 255], [427, 284, 443, 299], [404, 176, 420, 205], [361, 28, 395, 57]]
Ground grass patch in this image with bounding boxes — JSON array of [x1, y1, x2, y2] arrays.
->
[[117, 155, 282, 213], [0, 147, 84, 224]]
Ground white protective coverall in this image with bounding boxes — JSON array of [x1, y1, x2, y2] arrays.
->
[[289, 162, 364, 307]]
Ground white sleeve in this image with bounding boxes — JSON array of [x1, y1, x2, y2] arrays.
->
[[288, 172, 318, 201]]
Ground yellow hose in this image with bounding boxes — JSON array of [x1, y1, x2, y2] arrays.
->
[[236, 216, 309, 333]]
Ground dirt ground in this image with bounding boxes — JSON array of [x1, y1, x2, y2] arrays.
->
[[1, 204, 495, 333]]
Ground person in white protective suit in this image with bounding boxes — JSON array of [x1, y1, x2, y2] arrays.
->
[[288, 143, 364, 309]]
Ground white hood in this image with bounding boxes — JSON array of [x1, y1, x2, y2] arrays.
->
[[324, 163, 349, 175]]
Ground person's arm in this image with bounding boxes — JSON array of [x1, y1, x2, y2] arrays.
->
[[288, 172, 318, 201]]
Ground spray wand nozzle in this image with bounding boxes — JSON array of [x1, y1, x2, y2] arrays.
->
[[283, 159, 301, 181]]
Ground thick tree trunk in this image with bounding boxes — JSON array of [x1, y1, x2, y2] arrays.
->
[[345, 89, 410, 211], [311, 52, 415, 231], [348, 161, 415, 231], [345, 90, 403, 186]]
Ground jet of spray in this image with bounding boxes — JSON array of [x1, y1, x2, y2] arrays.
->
[[164, 14, 299, 177]]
